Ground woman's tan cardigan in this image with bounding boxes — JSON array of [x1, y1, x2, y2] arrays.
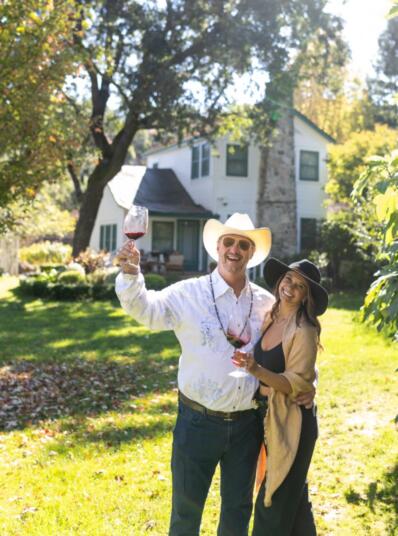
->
[[262, 312, 318, 507]]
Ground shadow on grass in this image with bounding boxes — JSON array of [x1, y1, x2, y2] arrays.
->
[[329, 291, 364, 311], [0, 291, 181, 431], [345, 462, 398, 532], [50, 404, 177, 455]]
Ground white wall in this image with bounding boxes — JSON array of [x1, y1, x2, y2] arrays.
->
[[294, 115, 330, 249], [89, 186, 126, 252], [146, 117, 331, 253], [147, 136, 260, 223]]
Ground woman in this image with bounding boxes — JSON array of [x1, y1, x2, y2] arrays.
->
[[233, 257, 328, 536]]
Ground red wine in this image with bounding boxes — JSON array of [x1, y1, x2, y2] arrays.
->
[[125, 232, 145, 240], [226, 334, 248, 349]]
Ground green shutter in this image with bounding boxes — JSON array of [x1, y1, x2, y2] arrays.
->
[[191, 146, 200, 179]]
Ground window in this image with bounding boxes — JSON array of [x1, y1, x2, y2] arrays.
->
[[152, 221, 174, 253], [191, 146, 200, 179], [299, 150, 319, 181], [300, 218, 317, 251], [226, 144, 248, 177], [100, 224, 117, 252], [191, 143, 210, 179], [201, 143, 210, 176]]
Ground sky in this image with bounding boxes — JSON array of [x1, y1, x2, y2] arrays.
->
[[326, 0, 392, 78], [228, 0, 393, 104]]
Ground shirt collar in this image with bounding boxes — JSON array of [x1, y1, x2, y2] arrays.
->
[[211, 268, 251, 300]]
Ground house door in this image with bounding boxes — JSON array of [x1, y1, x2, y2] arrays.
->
[[177, 220, 199, 271]]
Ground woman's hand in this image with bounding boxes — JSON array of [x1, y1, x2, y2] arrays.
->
[[115, 240, 141, 275], [232, 351, 259, 377]]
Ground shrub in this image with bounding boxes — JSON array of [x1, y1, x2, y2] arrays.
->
[[51, 283, 91, 300], [87, 267, 119, 285], [91, 284, 115, 300], [58, 270, 87, 284], [19, 273, 56, 298], [144, 273, 167, 290], [74, 248, 108, 274], [19, 241, 72, 266]]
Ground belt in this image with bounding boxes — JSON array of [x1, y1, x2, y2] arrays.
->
[[178, 391, 253, 421]]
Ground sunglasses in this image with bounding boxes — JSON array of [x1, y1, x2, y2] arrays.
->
[[221, 236, 253, 251]]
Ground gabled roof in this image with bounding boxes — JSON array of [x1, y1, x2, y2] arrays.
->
[[108, 165, 214, 217], [108, 166, 147, 210], [145, 109, 335, 157], [293, 110, 336, 144]]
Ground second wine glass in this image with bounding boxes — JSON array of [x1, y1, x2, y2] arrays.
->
[[227, 317, 251, 378]]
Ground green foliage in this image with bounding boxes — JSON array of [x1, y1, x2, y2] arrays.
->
[[352, 151, 398, 338], [319, 217, 376, 290], [295, 77, 375, 143], [367, 16, 398, 128], [144, 274, 167, 291], [57, 270, 87, 285], [19, 241, 72, 266], [326, 125, 398, 203], [74, 248, 108, 274], [0, 0, 83, 229]]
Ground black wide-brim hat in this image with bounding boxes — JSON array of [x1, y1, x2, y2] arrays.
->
[[263, 257, 329, 316]]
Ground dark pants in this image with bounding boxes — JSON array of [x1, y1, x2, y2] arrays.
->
[[252, 406, 318, 536], [169, 401, 263, 536]]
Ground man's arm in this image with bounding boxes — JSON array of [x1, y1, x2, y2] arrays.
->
[[115, 240, 181, 331]]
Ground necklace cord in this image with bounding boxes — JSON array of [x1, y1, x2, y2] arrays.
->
[[209, 273, 253, 346]]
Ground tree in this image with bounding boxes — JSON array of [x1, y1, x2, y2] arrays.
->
[[2, 0, 348, 255], [0, 0, 82, 229], [67, 0, 286, 254], [65, 0, 348, 255], [326, 124, 398, 204], [367, 16, 398, 127], [295, 76, 375, 143], [352, 152, 398, 338]]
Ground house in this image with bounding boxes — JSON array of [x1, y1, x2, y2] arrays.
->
[[89, 165, 214, 271], [90, 109, 334, 273]]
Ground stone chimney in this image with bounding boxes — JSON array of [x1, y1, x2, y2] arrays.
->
[[256, 110, 297, 259]]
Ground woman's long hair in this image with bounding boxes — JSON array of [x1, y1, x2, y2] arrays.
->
[[270, 273, 322, 345]]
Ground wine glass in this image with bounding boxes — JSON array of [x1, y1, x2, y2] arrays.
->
[[123, 204, 148, 240], [227, 317, 252, 378]]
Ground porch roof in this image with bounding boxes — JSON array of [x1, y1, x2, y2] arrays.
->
[[109, 165, 215, 218]]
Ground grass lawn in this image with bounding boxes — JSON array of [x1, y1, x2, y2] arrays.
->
[[0, 277, 396, 535]]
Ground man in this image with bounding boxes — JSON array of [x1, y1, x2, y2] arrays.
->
[[115, 213, 314, 536]]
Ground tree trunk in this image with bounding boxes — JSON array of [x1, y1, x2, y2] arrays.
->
[[72, 116, 140, 256]]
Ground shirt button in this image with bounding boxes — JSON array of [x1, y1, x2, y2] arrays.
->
[[238, 386, 241, 389], [233, 406, 236, 409]]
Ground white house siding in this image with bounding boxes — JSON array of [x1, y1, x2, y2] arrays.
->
[[89, 186, 126, 253], [147, 136, 260, 223], [294, 115, 330, 250], [147, 143, 215, 213]]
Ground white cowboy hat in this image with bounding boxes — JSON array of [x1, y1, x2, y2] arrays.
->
[[203, 213, 272, 268]]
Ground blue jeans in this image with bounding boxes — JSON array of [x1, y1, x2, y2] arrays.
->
[[169, 402, 263, 536]]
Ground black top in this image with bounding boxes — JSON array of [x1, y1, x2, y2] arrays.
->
[[253, 329, 285, 386]]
